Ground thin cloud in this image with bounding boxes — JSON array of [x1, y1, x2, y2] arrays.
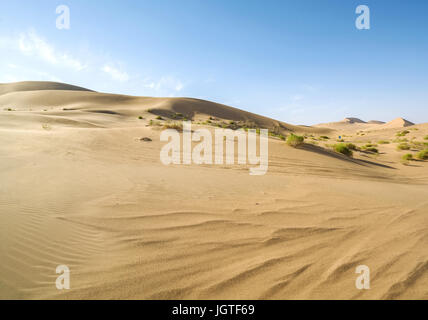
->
[[143, 76, 184, 95], [17, 29, 87, 71], [102, 64, 130, 82]]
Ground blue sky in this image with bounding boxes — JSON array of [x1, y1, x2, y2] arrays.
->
[[0, 0, 427, 125]]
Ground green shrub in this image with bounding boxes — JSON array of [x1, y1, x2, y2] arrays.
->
[[286, 133, 304, 147], [333, 143, 353, 157], [163, 122, 183, 132], [397, 143, 411, 151], [345, 143, 358, 150], [365, 147, 379, 153], [402, 154, 413, 161], [396, 130, 410, 137], [416, 150, 428, 160], [378, 140, 390, 144], [156, 115, 163, 120], [424, 135, 428, 140], [138, 116, 143, 119]]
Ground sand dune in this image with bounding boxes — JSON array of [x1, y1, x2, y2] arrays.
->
[[379, 117, 415, 129], [316, 117, 415, 132], [0, 81, 93, 96], [0, 81, 330, 135], [0, 81, 427, 300]]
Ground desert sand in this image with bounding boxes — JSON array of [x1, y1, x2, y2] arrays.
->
[[0, 81, 427, 300]]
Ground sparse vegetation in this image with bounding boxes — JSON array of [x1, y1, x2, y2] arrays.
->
[[378, 140, 390, 144], [402, 154, 413, 161], [286, 133, 304, 147], [333, 143, 353, 157], [269, 131, 286, 140], [138, 116, 143, 119], [344, 143, 358, 151], [163, 122, 183, 132], [424, 135, 428, 140], [156, 115, 163, 120], [396, 130, 410, 137], [416, 150, 428, 160], [320, 136, 329, 140], [397, 143, 411, 151], [365, 147, 379, 153], [41, 123, 51, 131], [149, 120, 162, 127]]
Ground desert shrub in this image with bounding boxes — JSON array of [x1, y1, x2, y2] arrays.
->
[[345, 143, 358, 150], [366, 147, 379, 153], [269, 131, 286, 141], [156, 115, 163, 120], [397, 143, 411, 151], [149, 120, 162, 126], [41, 123, 51, 131], [396, 130, 410, 137], [378, 140, 390, 144], [286, 133, 304, 147], [138, 116, 143, 119], [320, 136, 329, 140], [424, 135, 428, 140], [333, 143, 353, 157], [402, 154, 413, 161], [416, 150, 428, 160], [411, 141, 425, 149], [163, 122, 183, 131]]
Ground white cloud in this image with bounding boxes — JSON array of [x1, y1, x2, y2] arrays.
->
[[0, 29, 188, 97], [143, 76, 184, 95], [17, 29, 86, 71], [291, 94, 304, 101], [0, 63, 62, 83], [102, 64, 130, 82]]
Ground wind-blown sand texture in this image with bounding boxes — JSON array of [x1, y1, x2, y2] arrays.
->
[[1, 82, 427, 299]]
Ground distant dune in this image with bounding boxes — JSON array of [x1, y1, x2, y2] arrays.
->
[[380, 117, 415, 129], [367, 120, 386, 124], [0, 81, 330, 134], [0, 81, 93, 96], [315, 117, 415, 132]]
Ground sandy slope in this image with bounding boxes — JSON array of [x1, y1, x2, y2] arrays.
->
[[0, 82, 427, 300], [315, 117, 415, 132]]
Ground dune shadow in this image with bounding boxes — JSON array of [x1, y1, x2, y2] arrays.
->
[[300, 144, 396, 169], [86, 110, 123, 115]]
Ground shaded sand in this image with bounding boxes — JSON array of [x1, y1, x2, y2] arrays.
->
[[0, 82, 427, 300]]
